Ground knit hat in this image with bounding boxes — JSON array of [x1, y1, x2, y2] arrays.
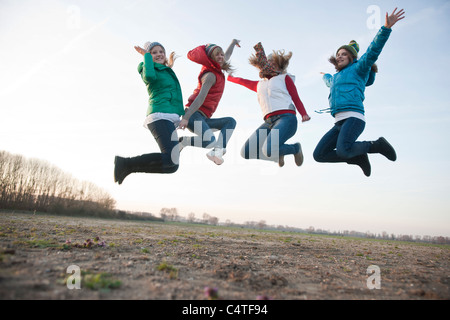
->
[[337, 40, 359, 59], [205, 43, 220, 57], [144, 41, 165, 53]]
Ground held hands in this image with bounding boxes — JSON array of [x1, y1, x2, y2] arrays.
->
[[384, 8, 405, 29]]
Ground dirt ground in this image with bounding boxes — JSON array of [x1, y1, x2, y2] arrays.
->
[[0, 211, 448, 300]]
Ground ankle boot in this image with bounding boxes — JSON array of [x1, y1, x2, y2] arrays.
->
[[369, 137, 397, 161], [347, 154, 371, 177]]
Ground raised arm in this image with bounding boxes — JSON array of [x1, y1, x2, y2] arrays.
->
[[224, 39, 241, 61], [356, 8, 405, 75]]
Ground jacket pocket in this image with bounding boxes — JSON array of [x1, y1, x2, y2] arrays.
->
[[337, 85, 359, 102]]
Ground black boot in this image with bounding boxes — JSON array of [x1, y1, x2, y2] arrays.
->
[[347, 154, 371, 177], [114, 156, 131, 185], [114, 154, 164, 185], [369, 137, 397, 161]]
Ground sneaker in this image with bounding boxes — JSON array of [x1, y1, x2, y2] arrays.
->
[[206, 148, 226, 165], [294, 143, 304, 166]]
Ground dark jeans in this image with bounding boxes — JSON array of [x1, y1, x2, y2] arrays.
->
[[183, 111, 236, 149], [313, 117, 371, 163], [128, 119, 180, 174]]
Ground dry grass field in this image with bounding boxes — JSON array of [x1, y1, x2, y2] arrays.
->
[[0, 211, 448, 301]]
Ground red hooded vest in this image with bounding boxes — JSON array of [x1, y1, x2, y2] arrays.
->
[[185, 45, 225, 118]]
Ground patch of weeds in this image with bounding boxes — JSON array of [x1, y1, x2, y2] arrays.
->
[[13, 239, 59, 248], [204, 287, 219, 300], [141, 247, 150, 254], [63, 237, 107, 250], [82, 271, 121, 291], [156, 261, 178, 279]]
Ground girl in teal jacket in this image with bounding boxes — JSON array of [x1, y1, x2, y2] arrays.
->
[[313, 8, 405, 177], [114, 41, 185, 185]]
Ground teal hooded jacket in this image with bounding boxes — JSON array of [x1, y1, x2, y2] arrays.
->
[[138, 53, 185, 117], [323, 26, 392, 117]]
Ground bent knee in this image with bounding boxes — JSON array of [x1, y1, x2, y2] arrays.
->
[[313, 148, 324, 162]]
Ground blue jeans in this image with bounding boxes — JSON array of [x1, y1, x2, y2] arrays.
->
[[313, 117, 370, 163], [184, 111, 236, 149], [241, 113, 299, 162]]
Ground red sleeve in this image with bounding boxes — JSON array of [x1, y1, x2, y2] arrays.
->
[[285, 75, 308, 117], [227, 75, 258, 92]]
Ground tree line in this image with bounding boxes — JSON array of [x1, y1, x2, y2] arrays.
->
[[0, 150, 115, 216]]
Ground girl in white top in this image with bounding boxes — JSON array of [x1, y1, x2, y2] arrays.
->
[[228, 42, 310, 167]]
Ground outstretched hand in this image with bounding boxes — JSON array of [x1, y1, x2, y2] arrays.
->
[[385, 8, 405, 29], [134, 46, 147, 56]]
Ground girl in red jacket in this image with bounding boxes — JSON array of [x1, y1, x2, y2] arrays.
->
[[228, 42, 310, 167], [178, 39, 240, 165]]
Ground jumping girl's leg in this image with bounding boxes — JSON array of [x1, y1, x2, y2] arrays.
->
[[241, 122, 271, 160], [185, 111, 216, 149], [204, 116, 237, 149], [114, 120, 179, 184], [263, 114, 298, 160], [313, 123, 341, 163], [148, 119, 179, 172], [335, 117, 369, 160]]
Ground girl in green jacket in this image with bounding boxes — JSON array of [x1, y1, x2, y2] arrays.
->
[[114, 41, 185, 185]]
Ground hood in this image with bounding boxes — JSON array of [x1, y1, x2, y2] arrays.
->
[[187, 45, 222, 74]]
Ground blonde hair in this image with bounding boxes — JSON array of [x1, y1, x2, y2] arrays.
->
[[210, 47, 234, 74], [166, 52, 178, 68]]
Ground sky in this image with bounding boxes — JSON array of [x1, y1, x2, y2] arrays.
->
[[1, 0, 449, 237]]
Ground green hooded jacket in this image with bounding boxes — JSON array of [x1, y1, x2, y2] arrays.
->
[[138, 53, 184, 116]]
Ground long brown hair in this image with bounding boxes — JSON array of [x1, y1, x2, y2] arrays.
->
[[269, 50, 292, 74]]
